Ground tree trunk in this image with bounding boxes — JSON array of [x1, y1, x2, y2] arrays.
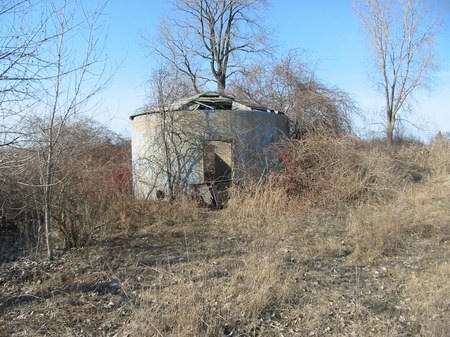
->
[[217, 74, 226, 94], [386, 108, 395, 145], [161, 109, 174, 199], [44, 150, 54, 260]]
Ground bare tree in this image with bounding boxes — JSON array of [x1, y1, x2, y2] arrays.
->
[[20, 0, 109, 260], [0, 1, 56, 247], [229, 52, 355, 138], [0, 0, 53, 147], [355, 0, 439, 144], [151, 67, 184, 199], [151, 0, 269, 93], [136, 65, 206, 200]]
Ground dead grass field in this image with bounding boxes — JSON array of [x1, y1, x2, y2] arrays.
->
[[1, 138, 449, 336]]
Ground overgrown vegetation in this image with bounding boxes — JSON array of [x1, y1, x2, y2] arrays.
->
[[1, 0, 448, 336], [121, 134, 450, 337], [2, 133, 449, 336], [1, 120, 132, 251]]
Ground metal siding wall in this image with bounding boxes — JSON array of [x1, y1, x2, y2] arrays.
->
[[131, 110, 288, 199]]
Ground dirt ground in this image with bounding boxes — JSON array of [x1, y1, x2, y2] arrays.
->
[[1, 178, 449, 336]]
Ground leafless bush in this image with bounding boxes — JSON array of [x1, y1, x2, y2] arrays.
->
[[0, 148, 43, 247], [0, 120, 135, 250], [427, 133, 450, 175], [223, 132, 429, 233], [229, 51, 355, 138], [280, 134, 414, 205], [52, 130, 132, 247]]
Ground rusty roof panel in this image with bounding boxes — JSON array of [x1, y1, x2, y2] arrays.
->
[[130, 92, 282, 120]]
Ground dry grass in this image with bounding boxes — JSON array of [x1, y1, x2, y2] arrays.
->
[[224, 176, 298, 226], [2, 135, 450, 337], [224, 134, 417, 228], [122, 199, 299, 336], [125, 253, 291, 337], [52, 193, 201, 249], [406, 261, 450, 337], [428, 135, 450, 174], [349, 174, 450, 262]]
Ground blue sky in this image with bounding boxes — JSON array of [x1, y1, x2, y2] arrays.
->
[[100, 0, 450, 140]]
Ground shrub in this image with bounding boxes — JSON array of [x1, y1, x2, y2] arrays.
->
[[428, 134, 450, 175], [225, 132, 428, 228]]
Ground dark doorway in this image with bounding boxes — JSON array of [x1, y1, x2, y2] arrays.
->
[[203, 141, 232, 182]]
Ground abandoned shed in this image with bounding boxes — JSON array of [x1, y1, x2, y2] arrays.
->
[[130, 92, 288, 204]]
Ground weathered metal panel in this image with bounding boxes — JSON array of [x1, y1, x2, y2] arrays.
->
[[131, 109, 288, 200]]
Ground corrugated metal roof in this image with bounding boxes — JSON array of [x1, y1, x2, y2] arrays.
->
[[130, 92, 281, 120]]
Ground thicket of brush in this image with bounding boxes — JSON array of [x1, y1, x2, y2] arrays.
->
[[123, 133, 450, 336], [226, 133, 435, 222], [0, 121, 136, 252], [228, 132, 450, 251], [2, 127, 449, 336], [3, 123, 448, 257], [0, 120, 204, 254]]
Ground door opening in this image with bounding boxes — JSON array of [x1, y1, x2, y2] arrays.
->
[[203, 140, 232, 182]]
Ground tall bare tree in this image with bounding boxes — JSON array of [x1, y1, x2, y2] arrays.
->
[[151, 0, 269, 93], [355, 0, 439, 143], [21, 0, 109, 260]]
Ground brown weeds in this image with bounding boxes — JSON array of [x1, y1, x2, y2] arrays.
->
[[428, 135, 450, 174], [406, 261, 450, 337], [123, 251, 292, 336], [349, 174, 450, 262], [3, 134, 450, 337]]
